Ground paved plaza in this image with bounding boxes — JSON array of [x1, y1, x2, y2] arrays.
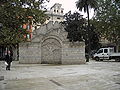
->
[[0, 60, 120, 90]]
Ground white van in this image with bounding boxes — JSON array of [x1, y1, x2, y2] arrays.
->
[[93, 48, 120, 61]]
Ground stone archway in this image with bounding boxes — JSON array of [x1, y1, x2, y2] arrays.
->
[[41, 38, 62, 64]]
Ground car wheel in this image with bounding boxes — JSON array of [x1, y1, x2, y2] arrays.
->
[[95, 57, 99, 61], [115, 58, 120, 62]]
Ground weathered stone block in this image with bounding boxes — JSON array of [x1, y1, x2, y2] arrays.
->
[[19, 22, 86, 64]]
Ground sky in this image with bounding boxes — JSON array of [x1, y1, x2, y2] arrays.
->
[[45, 0, 94, 19]]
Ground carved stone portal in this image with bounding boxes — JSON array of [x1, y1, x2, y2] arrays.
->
[[41, 38, 62, 64]]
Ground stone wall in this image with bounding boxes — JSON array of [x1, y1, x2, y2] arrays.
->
[[62, 42, 85, 64], [19, 42, 41, 64], [19, 22, 86, 64]]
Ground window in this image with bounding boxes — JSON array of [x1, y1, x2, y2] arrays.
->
[[54, 10, 56, 12], [27, 25, 30, 30], [57, 17, 60, 19], [47, 17, 50, 20], [110, 48, 114, 53], [57, 10, 59, 12], [20, 25, 23, 28], [97, 49, 103, 54], [27, 34, 30, 39], [104, 49, 108, 53], [61, 10, 63, 13]]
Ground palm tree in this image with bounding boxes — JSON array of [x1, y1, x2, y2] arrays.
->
[[76, 0, 98, 62]]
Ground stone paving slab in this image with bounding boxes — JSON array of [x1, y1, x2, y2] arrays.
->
[[0, 78, 60, 90], [0, 60, 120, 90], [50, 74, 120, 90]]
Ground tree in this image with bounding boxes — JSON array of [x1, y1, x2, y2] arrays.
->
[[115, 0, 120, 2], [89, 24, 101, 51], [62, 11, 100, 55], [62, 11, 85, 42], [76, 0, 98, 61], [93, 0, 120, 52], [0, 0, 48, 47]]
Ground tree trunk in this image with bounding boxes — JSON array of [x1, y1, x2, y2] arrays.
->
[[116, 44, 119, 52], [86, 4, 91, 62]]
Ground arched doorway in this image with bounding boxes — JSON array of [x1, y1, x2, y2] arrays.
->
[[41, 38, 62, 64]]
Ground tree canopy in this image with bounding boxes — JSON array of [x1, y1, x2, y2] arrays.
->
[[76, 0, 98, 61], [0, 0, 48, 46], [93, 0, 120, 51], [62, 11, 85, 42], [62, 11, 100, 51], [76, 0, 98, 12], [88, 24, 101, 51]]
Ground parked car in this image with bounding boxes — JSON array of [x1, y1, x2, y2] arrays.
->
[[93, 47, 120, 61]]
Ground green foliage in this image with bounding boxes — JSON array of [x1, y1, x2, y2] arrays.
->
[[84, 23, 101, 52], [115, 0, 120, 2], [89, 25, 101, 50], [93, 0, 120, 46], [62, 11, 85, 42], [0, 0, 47, 46], [76, 0, 98, 57], [76, 0, 98, 12], [62, 11, 100, 51]]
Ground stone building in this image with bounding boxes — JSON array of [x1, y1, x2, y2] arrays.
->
[[19, 21, 86, 64], [34, 3, 64, 30], [45, 3, 64, 23]]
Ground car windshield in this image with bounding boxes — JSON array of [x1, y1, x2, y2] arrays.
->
[[97, 49, 103, 54]]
